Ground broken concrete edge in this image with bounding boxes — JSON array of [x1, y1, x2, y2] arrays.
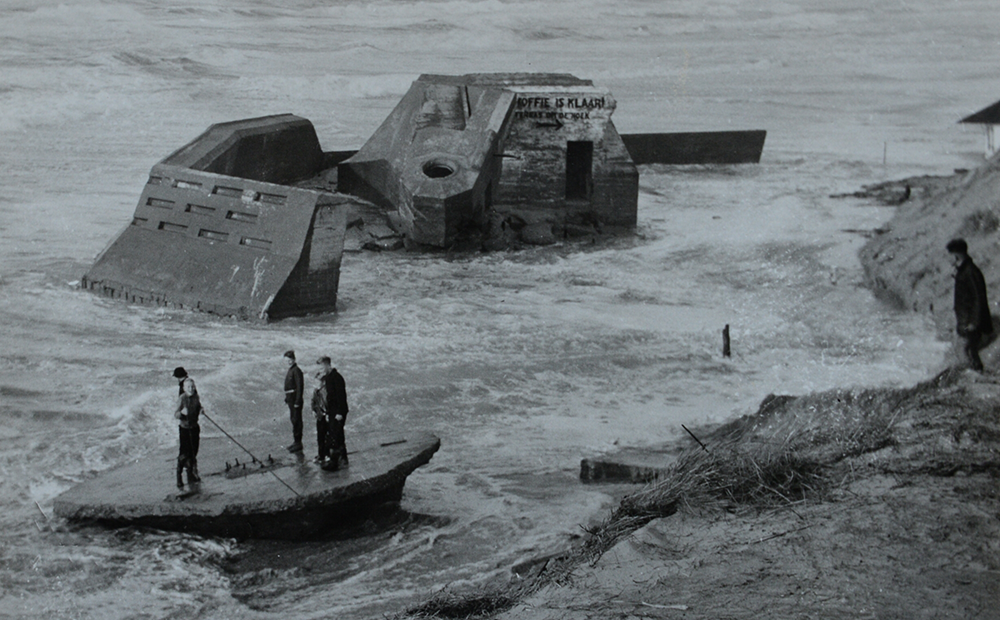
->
[[83, 158, 359, 322], [79, 275, 256, 320], [579, 457, 672, 484], [579, 441, 691, 484], [79, 113, 367, 322], [580, 395, 800, 484]]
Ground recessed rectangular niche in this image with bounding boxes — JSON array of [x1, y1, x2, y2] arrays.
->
[[226, 210, 258, 223], [186, 204, 216, 216], [174, 179, 203, 190], [257, 192, 286, 206], [198, 229, 229, 241], [146, 197, 175, 209], [240, 236, 272, 249], [158, 222, 188, 234], [213, 185, 244, 198]]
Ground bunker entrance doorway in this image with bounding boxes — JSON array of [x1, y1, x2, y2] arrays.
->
[[565, 141, 593, 201]]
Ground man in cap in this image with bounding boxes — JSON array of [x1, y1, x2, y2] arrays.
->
[[948, 238, 994, 371], [283, 351, 305, 452], [172, 367, 201, 487], [317, 356, 349, 470]]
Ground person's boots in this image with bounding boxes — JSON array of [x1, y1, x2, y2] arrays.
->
[[176, 462, 185, 488], [189, 460, 201, 483]]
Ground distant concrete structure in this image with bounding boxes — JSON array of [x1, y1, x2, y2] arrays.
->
[[339, 73, 639, 248], [621, 130, 766, 165], [960, 99, 1000, 158], [83, 114, 363, 321]]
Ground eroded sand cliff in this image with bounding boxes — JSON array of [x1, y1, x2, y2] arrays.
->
[[404, 158, 1000, 620]]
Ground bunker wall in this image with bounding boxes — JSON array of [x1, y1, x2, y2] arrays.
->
[[493, 87, 637, 229], [162, 114, 324, 184], [266, 198, 349, 319], [83, 164, 348, 321]]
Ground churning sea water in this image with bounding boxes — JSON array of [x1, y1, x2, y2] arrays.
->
[[0, 0, 994, 617]]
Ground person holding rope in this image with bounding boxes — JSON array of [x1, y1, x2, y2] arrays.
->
[[165, 367, 304, 498], [172, 367, 201, 488]]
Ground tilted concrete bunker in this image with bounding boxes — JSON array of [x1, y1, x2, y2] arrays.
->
[[338, 73, 639, 247], [83, 114, 363, 321]]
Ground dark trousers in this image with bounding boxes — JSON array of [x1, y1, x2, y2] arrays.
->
[[178, 425, 200, 467], [316, 416, 330, 459], [288, 403, 303, 444], [962, 330, 985, 371], [330, 417, 348, 465]]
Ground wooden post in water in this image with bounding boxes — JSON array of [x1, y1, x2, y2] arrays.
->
[[722, 324, 731, 358]]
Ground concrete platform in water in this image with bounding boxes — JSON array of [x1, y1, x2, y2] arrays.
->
[[53, 430, 440, 539]]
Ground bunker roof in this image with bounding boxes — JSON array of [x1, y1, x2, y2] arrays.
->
[[960, 99, 1000, 124]]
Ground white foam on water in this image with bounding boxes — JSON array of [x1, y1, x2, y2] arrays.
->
[[0, 0, 990, 617]]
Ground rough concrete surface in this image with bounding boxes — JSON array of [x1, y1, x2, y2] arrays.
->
[[54, 430, 440, 539]]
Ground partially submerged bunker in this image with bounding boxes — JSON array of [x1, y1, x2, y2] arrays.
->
[[83, 73, 764, 321], [83, 114, 362, 321], [339, 73, 639, 247]]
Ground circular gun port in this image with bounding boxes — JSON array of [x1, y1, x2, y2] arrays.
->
[[422, 161, 455, 179]]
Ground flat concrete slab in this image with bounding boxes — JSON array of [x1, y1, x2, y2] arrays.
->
[[54, 430, 440, 539], [580, 445, 679, 484]]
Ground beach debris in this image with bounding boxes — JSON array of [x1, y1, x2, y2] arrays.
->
[[681, 424, 711, 454]]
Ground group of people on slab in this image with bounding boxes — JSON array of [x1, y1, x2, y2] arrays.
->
[[283, 350, 350, 470], [171, 351, 349, 488]]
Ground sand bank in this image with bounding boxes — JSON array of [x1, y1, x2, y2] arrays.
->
[[403, 157, 1000, 619], [408, 369, 999, 620]]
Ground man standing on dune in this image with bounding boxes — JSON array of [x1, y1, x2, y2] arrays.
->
[[948, 238, 994, 372]]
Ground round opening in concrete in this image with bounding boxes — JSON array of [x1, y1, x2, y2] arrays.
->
[[422, 160, 455, 179]]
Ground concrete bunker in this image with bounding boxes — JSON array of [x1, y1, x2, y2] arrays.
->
[[83, 74, 764, 320], [82, 114, 364, 321], [338, 73, 639, 248]]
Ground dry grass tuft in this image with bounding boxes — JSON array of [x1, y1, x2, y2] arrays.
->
[[576, 369, 967, 564], [576, 439, 824, 565], [407, 587, 519, 619], [405, 369, 974, 617]]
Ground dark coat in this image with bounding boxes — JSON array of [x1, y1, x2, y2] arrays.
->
[[323, 368, 349, 419], [954, 257, 993, 336], [284, 363, 304, 407], [179, 392, 201, 429]]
